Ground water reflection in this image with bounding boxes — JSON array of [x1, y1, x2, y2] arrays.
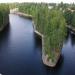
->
[[0, 24, 10, 51], [0, 24, 10, 40], [34, 32, 42, 48], [65, 29, 75, 47], [70, 32, 75, 46]]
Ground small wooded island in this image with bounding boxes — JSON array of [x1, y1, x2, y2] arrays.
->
[[17, 3, 67, 67], [1, 2, 75, 68]]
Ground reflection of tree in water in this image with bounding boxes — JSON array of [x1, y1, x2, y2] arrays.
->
[[64, 29, 75, 47], [70, 31, 75, 46], [64, 29, 69, 44], [0, 24, 10, 39], [0, 24, 10, 49], [65, 29, 75, 46], [34, 32, 42, 49]]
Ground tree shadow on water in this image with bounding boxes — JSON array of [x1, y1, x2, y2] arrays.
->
[[66, 28, 75, 46], [0, 24, 10, 37], [33, 32, 42, 49], [0, 24, 10, 50]]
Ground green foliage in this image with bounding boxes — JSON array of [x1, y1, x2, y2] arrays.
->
[[44, 9, 66, 60], [64, 10, 72, 25], [58, 2, 68, 10], [64, 9, 75, 27], [9, 3, 18, 9], [71, 11, 75, 27], [0, 4, 9, 29]]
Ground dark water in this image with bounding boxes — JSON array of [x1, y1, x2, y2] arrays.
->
[[0, 14, 75, 75]]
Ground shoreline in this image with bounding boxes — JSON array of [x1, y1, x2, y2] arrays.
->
[[10, 12, 32, 19]]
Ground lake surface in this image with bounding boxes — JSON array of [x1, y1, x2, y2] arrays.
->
[[0, 14, 75, 75]]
